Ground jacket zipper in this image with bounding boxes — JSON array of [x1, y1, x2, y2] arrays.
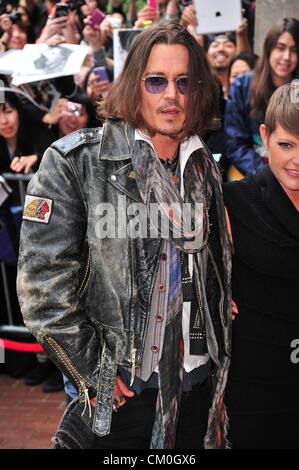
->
[[129, 236, 137, 385], [44, 336, 97, 396], [130, 345, 137, 387], [77, 247, 92, 297]]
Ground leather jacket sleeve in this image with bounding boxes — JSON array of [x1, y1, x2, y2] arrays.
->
[[17, 145, 99, 398]]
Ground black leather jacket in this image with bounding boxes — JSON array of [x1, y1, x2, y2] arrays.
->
[[17, 120, 230, 438]]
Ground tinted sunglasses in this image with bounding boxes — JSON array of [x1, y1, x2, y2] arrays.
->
[[141, 75, 190, 95]]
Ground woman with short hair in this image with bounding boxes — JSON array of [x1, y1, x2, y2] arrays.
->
[[224, 81, 299, 448]]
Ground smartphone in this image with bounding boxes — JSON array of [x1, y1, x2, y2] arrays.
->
[[90, 8, 106, 30], [55, 3, 70, 18], [147, 0, 157, 9], [93, 66, 110, 82]]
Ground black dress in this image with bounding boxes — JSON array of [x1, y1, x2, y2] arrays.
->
[[224, 166, 299, 449]]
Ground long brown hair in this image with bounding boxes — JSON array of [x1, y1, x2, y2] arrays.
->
[[100, 23, 219, 138], [251, 18, 299, 123]]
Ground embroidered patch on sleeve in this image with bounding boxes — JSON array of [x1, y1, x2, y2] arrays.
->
[[23, 195, 53, 224]]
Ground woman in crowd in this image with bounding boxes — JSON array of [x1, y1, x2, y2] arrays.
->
[[0, 91, 48, 379], [52, 92, 99, 138], [0, 91, 42, 190], [0, 15, 28, 52], [225, 18, 299, 178], [224, 81, 299, 448]]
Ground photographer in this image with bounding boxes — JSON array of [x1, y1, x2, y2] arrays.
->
[[37, 2, 81, 45], [40, 92, 99, 140], [0, 13, 27, 51]]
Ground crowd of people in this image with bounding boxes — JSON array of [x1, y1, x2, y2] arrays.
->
[[0, 0, 298, 449]]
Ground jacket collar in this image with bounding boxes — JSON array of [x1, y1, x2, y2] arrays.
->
[[99, 119, 204, 164], [99, 120, 132, 161]]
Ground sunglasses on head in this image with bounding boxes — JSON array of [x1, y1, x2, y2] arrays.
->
[[141, 75, 191, 95]]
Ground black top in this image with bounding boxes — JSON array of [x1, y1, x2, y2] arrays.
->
[[223, 166, 299, 449]]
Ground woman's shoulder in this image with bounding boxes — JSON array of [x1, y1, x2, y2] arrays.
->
[[223, 167, 269, 216], [224, 166, 299, 237], [223, 171, 255, 202], [224, 168, 299, 257]]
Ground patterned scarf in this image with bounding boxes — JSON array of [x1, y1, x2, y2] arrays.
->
[[126, 125, 232, 449], [130, 134, 211, 253]]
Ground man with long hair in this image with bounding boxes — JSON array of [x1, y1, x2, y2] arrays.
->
[[17, 23, 232, 449]]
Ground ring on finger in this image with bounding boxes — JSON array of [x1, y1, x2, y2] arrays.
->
[[112, 395, 123, 412]]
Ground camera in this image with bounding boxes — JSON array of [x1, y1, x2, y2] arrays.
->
[[67, 102, 82, 117], [8, 10, 21, 24], [54, 3, 70, 18]]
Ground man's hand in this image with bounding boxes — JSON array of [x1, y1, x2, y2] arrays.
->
[[231, 300, 239, 320], [90, 376, 135, 411], [236, 18, 248, 38], [235, 17, 251, 53]]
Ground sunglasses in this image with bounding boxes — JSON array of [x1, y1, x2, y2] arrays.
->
[[141, 75, 190, 95]]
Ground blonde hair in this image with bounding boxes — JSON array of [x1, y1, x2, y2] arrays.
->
[[265, 81, 299, 137]]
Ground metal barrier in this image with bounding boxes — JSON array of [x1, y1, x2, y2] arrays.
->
[[1, 172, 32, 205]]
